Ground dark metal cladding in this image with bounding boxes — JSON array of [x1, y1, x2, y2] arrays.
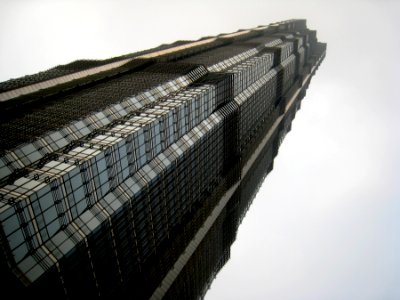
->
[[0, 19, 326, 299]]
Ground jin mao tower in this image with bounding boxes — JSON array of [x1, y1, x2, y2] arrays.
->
[[0, 19, 326, 299]]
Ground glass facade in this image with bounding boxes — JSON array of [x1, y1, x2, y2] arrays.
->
[[0, 19, 326, 299]]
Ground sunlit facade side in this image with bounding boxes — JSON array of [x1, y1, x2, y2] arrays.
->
[[0, 19, 326, 299]]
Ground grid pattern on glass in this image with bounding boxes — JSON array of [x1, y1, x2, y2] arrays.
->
[[126, 116, 162, 163], [10, 106, 227, 285], [165, 97, 192, 139], [0, 177, 56, 263], [227, 53, 274, 96], [0, 66, 208, 183], [141, 108, 175, 152], [0, 65, 207, 152], [106, 123, 145, 176], [0, 158, 99, 261], [84, 134, 130, 191], [278, 36, 306, 76], [3, 40, 296, 186], [155, 85, 216, 145], [190, 73, 233, 109], [59, 147, 109, 210], [0, 151, 27, 182], [0, 84, 223, 256], [234, 69, 278, 150], [181, 45, 259, 72], [0, 134, 131, 259], [207, 48, 259, 72]]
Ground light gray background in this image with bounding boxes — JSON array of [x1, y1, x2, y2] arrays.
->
[[1, 1, 399, 299]]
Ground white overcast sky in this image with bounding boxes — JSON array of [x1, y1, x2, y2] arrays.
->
[[1, 1, 400, 299]]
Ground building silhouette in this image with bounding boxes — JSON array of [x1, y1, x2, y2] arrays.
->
[[0, 19, 326, 299]]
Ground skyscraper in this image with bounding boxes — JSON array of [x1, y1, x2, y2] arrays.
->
[[0, 19, 326, 299]]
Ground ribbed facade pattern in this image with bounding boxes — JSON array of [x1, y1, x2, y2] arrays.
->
[[0, 19, 326, 299]]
